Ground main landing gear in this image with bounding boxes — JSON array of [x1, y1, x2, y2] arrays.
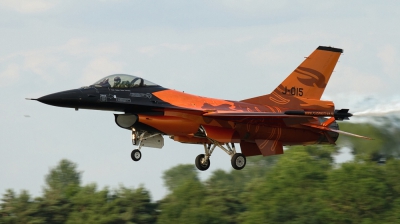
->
[[195, 140, 246, 171], [195, 154, 210, 171]]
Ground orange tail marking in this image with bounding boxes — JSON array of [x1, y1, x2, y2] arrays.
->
[[274, 46, 342, 100], [241, 46, 343, 106]]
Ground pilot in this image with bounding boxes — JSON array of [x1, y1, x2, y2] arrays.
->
[[120, 81, 130, 88], [113, 76, 121, 88]]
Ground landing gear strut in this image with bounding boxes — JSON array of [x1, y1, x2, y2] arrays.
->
[[130, 130, 146, 162], [129, 129, 164, 162]]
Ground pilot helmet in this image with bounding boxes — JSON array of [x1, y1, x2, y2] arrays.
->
[[114, 76, 121, 84]]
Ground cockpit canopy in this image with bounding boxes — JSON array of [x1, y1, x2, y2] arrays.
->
[[91, 74, 159, 88]]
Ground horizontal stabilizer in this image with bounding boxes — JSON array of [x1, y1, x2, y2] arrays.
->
[[303, 123, 373, 140]]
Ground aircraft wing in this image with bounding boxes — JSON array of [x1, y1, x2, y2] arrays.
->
[[203, 111, 372, 140], [204, 111, 295, 117], [203, 111, 315, 127], [204, 111, 286, 117]]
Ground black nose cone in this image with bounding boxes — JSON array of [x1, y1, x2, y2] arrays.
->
[[37, 89, 82, 108]]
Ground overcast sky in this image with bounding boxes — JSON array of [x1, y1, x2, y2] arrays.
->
[[1, 0, 400, 201]]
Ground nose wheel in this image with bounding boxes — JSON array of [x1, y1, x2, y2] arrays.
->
[[131, 149, 142, 161]]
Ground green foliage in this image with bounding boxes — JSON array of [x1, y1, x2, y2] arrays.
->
[[44, 159, 81, 198], [2, 121, 400, 223], [338, 119, 400, 160], [66, 185, 157, 224], [237, 144, 400, 223], [205, 155, 279, 194], [162, 164, 198, 192], [0, 189, 44, 224], [157, 154, 279, 224], [325, 162, 391, 223], [241, 146, 335, 224], [158, 178, 208, 224], [0, 159, 157, 224]]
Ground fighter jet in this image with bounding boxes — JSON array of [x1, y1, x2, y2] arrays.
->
[[29, 46, 371, 171]]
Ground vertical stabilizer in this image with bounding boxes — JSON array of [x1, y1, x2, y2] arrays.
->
[[274, 46, 343, 100]]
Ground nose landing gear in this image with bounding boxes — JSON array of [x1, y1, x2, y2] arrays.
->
[[130, 129, 164, 162], [131, 149, 142, 161]]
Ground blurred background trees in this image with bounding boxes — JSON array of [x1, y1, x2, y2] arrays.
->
[[1, 121, 400, 223]]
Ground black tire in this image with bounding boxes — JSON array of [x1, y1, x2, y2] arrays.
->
[[131, 149, 141, 161], [231, 153, 246, 170], [195, 154, 210, 171]]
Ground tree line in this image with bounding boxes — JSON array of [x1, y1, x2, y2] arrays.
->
[[2, 121, 400, 223]]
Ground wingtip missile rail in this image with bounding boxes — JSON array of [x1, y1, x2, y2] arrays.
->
[[284, 109, 352, 120]]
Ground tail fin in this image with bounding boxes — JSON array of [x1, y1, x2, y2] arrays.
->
[[274, 46, 342, 99]]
